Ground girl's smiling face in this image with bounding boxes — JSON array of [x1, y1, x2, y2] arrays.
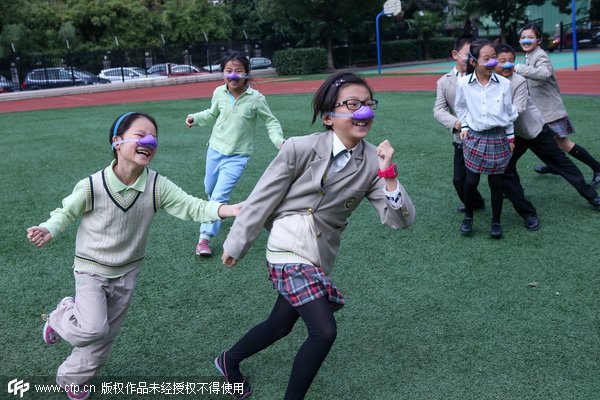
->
[[471, 44, 496, 79], [519, 28, 540, 53], [322, 83, 374, 148], [223, 59, 247, 92], [113, 117, 158, 167]]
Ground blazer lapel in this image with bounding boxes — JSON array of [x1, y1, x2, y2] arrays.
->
[[310, 131, 333, 190], [324, 140, 363, 186]]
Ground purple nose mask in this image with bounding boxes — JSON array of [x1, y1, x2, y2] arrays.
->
[[112, 135, 158, 149], [223, 72, 247, 80], [469, 50, 498, 67], [326, 106, 375, 120]]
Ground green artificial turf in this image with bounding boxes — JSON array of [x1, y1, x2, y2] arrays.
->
[[1, 91, 599, 399]]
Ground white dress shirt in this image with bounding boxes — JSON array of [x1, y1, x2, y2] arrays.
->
[[330, 132, 402, 209], [455, 72, 518, 139]]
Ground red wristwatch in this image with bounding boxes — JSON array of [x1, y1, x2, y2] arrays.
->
[[377, 164, 398, 178]]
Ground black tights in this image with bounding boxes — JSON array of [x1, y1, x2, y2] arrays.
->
[[464, 169, 503, 222], [226, 295, 337, 400]]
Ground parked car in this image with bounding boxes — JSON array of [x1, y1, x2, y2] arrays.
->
[[202, 62, 221, 73], [250, 57, 273, 70], [0, 75, 20, 93], [99, 67, 158, 82], [548, 30, 595, 52], [23, 67, 110, 90], [147, 63, 178, 75], [202, 57, 273, 72], [162, 64, 206, 76]]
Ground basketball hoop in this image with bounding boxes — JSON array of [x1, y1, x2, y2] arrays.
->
[[383, 0, 402, 17], [395, 11, 405, 21]]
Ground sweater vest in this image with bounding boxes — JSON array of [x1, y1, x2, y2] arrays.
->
[[73, 167, 160, 276]]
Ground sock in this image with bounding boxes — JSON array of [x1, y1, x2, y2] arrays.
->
[[569, 144, 600, 173]]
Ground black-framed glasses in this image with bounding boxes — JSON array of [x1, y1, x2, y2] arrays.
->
[[334, 99, 378, 111]]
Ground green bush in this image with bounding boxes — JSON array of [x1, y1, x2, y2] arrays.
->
[[273, 47, 327, 75]]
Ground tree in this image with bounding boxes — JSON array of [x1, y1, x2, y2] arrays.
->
[[257, 0, 381, 69], [459, 0, 545, 43], [405, 11, 445, 59]]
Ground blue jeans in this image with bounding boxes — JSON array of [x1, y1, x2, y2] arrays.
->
[[200, 148, 249, 239]]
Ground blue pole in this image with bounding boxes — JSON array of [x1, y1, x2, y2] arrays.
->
[[572, 0, 577, 70], [376, 11, 392, 74]]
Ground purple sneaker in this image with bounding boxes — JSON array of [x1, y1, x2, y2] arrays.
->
[[214, 351, 252, 399]]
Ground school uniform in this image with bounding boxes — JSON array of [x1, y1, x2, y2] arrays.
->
[[515, 46, 600, 183], [504, 73, 599, 205], [433, 68, 484, 208], [455, 72, 518, 174], [223, 130, 415, 305], [41, 160, 222, 387], [514, 45, 572, 137]]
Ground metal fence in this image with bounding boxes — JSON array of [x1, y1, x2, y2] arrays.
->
[[0, 39, 283, 91]]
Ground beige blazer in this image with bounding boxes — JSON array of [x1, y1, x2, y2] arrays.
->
[[433, 70, 462, 144], [508, 73, 544, 140], [223, 130, 415, 274], [515, 45, 568, 123]]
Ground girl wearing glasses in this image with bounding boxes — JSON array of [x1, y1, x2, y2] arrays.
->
[[455, 39, 518, 238], [212, 71, 415, 399], [185, 50, 285, 257], [514, 22, 600, 187]]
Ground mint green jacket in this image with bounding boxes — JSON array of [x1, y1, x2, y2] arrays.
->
[[187, 84, 284, 156]]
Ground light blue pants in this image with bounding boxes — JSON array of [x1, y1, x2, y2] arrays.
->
[[200, 148, 249, 239]]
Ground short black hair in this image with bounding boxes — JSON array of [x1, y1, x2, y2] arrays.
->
[[520, 22, 542, 39], [311, 71, 373, 127], [454, 35, 473, 51], [220, 50, 250, 74], [495, 43, 516, 57]]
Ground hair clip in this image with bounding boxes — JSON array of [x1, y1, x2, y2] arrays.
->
[[333, 78, 346, 87]]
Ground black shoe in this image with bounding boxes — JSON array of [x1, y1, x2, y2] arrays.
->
[[588, 197, 600, 210], [590, 172, 600, 187], [460, 217, 473, 234], [534, 165, 559, 175], [457, 205, 466, 213], [525, 215, 540, 231], [215, 351, 252, 399], [490, 222, 503, 238]]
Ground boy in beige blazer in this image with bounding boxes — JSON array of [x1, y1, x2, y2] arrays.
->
[[495, 43, 600, 210], [434, 35, 485, 213], [214, 72, 415, 400]]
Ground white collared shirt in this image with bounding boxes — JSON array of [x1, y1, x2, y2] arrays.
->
[[330, 132, 402, 209], [455, 72, 518, 138]]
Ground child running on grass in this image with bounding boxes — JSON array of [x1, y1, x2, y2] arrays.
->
[[185, 50, 285, 257], [434, 34, 485, 214], [495, 43, 600, 211], [455, 39, 518, 238], [27, 112, 242, 400], [514, 22, 600, 187], [214, 71, 415, 399]]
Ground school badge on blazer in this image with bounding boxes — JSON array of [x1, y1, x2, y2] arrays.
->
[[344, 196, 357, 209]]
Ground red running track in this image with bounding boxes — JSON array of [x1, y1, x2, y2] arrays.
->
[[1, 72, 598, 114]]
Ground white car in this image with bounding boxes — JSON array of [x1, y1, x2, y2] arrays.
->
[[99, 67, 166, 82]]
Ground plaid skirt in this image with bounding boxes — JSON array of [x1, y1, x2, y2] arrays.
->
[[267, 262, 345, 311], [547, 116, 575, 139], [462, 128, 511, 175]]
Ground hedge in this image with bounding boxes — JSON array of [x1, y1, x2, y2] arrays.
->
[[273, 47, 328, 75], [332, 37, 455, 68]]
